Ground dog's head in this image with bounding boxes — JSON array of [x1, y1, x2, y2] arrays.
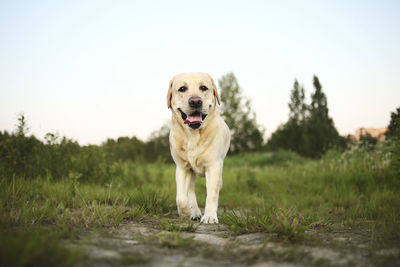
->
[[167, 72, 220, 130]]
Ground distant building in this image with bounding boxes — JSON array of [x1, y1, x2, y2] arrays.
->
[[353, 127, 388, 141]]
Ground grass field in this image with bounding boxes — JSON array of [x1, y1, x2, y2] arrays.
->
[[1, 141, 399, 266]]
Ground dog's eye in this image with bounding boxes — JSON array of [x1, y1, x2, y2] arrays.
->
[[178, 86, 187, 92], [200, 85, 208, 91]]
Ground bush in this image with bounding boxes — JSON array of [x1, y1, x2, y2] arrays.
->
[[225, 150, 306, 167], [0, 116, 117, 183]]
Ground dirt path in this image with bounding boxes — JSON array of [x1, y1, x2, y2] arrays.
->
[[70, 219, 399, 267]]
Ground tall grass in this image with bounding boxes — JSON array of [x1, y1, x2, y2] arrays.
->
[[218, 141, 400, 240], [1, 140, 398, 238], [221, 207, 307, 240]]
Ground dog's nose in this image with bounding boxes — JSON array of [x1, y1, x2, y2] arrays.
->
[[188, 96, 203, 108]]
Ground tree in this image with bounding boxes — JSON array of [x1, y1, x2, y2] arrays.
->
[[16, 113, 29, 137], [218, 72, 264, 153], [385, 107, 400, 176], [146, 124, 172, 162], [265, 123, 291, 151], [386, 107, 400, 139], [287, 79, 308, 154], [288, 79, 307, 123], [310, 76, 329, 121], [267, 75, 339, 158], [304, 75, 339, 157], [266, 79, 307, 154]]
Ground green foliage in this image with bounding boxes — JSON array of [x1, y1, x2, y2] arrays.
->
[[386, 107, 400, 139], [0, 175, 147, 228], [288, 79, 307, 123], [219, 72, 264, 153], [266, 79, 309, 154], [0, 130, 44, 178], [159, 220, 198, 232], [0, 115, 113, 183], [145, 124, 172, 162], [266, 121, 304, 153], [103, 136, 146, 162], [128, 189, 172, 214], [267, 75, 340, 158], [390, 140, 400, 177], [359, 133, 378, 149], [305, 76, 339, 157], [221, 208, 307, 240], [221, 141, 400, 239], [102, 125, 172, 163], [385, 107, 400, 176], [15, 114, 29, 137], [225, 150, 306, 167], [0, 115, 173, 184]]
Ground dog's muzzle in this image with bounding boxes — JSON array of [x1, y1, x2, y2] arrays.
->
[[178, 108, 207, 129]]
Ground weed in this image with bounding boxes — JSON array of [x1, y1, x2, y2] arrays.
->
[[128, 189, 172, 214], [269, 207, 308, 240], [159, 220, 198, 232], [221, 208, 307, 240], [221, 210, 264, 235], [124, 206, 147, 221]]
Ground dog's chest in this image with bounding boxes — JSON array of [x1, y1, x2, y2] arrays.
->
[[185, 132, 206, 176]]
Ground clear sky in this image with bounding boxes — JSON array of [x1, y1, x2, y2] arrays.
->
[[1, 0, 399, 144]]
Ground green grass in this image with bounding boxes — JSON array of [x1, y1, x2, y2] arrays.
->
[[221, 208, 307, 240], [0, 176, 162, 228], [218, 143, 400, 240], [0, 227, 82, 267], [0, 141, 399, 265], [128, 188, 172, 214], [225, 149, 306, 167], [159, 220, 198, 232]]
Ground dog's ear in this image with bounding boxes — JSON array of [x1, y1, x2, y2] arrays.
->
[[167, 78, 174, 109], [208, 74, 221, 105]]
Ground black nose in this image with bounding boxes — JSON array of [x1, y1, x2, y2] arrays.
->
[[188, 96, 203, 108]]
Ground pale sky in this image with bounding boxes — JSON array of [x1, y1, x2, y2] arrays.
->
[[1, 0, 399, 144]]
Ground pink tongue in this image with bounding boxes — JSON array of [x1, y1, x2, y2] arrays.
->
[[184, 115, 202, 124]]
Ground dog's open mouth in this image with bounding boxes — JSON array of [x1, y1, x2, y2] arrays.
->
[[178, 109, 207, 129]]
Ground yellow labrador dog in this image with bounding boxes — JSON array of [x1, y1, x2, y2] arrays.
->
[[167, 72, 230, 224]]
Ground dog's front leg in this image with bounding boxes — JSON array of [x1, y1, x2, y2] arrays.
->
[[175, 166, 192, 217], [201, 161, 222, 224], [188, 173, 202, 220]]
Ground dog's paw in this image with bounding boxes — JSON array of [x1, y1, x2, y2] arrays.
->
[[190, 207, 202, 220], [200, 213, 219, 224], [177, 200, 191, 218]]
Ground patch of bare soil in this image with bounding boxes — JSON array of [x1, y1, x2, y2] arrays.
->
[[70, 218, 400, 267]]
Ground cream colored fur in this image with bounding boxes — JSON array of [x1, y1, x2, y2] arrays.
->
[[167, 72, 230, 224]]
